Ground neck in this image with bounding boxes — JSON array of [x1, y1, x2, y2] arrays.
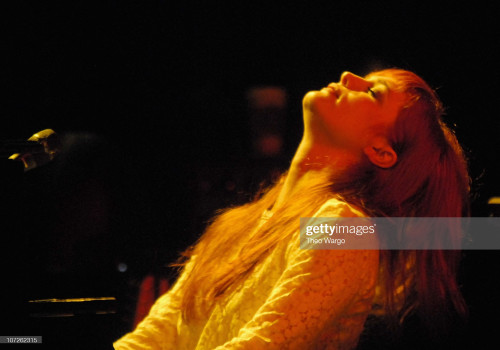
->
[[272, 137, 360, 211]]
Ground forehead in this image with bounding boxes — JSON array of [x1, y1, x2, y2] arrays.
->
[[365, 73, 398, 89]]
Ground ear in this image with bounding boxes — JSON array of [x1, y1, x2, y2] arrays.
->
[[363, 138, 398, 168]]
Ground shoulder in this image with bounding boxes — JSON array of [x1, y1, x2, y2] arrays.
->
[[313, 197, 366, 218], [296, 197, 379, 252]]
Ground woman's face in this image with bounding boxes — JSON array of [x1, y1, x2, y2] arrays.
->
[[302, 71, 407, 151]]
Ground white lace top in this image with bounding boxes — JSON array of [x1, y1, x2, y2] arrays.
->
[[114, 198, 380, 349]]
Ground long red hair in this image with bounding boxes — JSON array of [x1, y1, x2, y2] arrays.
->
[[334, 69, 470, 330], [174, 69, 470, 330]]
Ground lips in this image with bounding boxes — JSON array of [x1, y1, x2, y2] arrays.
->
[[326, 84, 340, 98]]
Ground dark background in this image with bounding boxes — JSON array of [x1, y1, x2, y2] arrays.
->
[[2, 1, 499, 349]]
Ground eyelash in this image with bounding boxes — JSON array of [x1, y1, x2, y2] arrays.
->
[[367, 88, 377, 98]]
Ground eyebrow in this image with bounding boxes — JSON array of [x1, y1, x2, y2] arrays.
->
[[364, 74, 389, 88], [373, 78, 389, 89]]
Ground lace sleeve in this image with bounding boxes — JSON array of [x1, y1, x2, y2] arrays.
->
[[113, 258, 197, 350], [210, 199, 379, 350]]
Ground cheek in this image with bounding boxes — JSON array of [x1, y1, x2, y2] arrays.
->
[[337, 98, 381, 126]]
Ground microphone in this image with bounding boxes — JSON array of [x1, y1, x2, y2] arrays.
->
[[1, 129, 61, 171]]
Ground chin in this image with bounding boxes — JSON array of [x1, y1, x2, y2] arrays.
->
[[302, 90, 318, 110], [303, 90, 326, 113], [303, 90, 335, 121]]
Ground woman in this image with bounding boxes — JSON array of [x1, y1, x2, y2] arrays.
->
[[114, 69, 469, 349]]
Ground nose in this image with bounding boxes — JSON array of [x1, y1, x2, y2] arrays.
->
[[340, 71, 370, 91]]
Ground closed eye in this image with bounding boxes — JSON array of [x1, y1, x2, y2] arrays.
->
[[367, 88, 377, 98]]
